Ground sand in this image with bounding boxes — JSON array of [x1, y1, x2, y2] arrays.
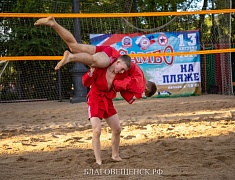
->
[[0, 94, 235, 180]]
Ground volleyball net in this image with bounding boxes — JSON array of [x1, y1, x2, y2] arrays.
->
[[0, 0, 234, 102]]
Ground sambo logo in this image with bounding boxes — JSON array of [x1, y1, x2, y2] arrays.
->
[[158, 34, 168, 46], [135, 35, 150, 50], [135, 35, 156, 50], [122, 36, 132, 48]]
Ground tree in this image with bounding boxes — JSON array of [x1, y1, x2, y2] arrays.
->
[[1, 0, 74, 100]]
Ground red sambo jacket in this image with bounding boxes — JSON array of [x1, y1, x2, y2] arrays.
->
[[114, 63, 146, 104]]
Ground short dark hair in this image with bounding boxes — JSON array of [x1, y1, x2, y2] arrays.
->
[[119, 55, 132, 68], [145, 81, 157, 97]]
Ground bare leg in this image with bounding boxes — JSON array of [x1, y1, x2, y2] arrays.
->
[[90, 117, 102, 165], [35, 16, 111, 69], [34, 16, 96, 54], [105, 114, 122, 161], [55, 50, 93, 70], [55, 50, 111, 70]]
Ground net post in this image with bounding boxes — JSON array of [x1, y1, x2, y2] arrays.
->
[[70, 0, 87, 103], [70, 65, 87, 103]]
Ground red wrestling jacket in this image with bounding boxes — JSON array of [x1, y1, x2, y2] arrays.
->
[[114, 63, 146, 104], [95, 46, 146, 104], [82, 68, 117, 114]]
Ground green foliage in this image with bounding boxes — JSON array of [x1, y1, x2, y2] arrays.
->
[[0, 0, 233, 101], [0, 0, 73, 101], [231, 1, 235, 42]]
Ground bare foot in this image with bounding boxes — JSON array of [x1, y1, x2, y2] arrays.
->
[[112, 156, 122, 161], [34, 16, 55, 27], [55, 50, 71, 70]]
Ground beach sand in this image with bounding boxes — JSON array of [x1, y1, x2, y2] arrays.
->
[[0, 94, 235, 179]]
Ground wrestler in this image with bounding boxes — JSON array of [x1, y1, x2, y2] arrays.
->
[[82, 55, 131, 166], [34, 16, 157, 100], [34, 16, 129, 69], [52, 48, 157, 101], [113, 63, 157, 104]]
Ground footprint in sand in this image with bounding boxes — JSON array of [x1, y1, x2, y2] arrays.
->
[[85, 158, 95, 164], [84, 136, 92, 140], [64, 137, 83, 143], [30, 137, 47, 142], [121, 148, 137, 159], [16, 156, 28, 162], [122, 135, 136, 140], [215, 155, 228, 163], [21, 139, 37, 146]]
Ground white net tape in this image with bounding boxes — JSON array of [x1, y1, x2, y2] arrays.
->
[[0, 61, 9, 78]]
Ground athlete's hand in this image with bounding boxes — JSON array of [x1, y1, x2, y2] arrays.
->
[[88, 67, 95, 77]]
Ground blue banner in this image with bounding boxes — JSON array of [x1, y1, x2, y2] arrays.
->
[[90, 31, 201, 96]]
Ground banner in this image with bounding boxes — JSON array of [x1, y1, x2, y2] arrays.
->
[[90, 31, 201, 97]]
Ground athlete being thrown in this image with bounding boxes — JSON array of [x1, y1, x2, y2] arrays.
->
[[34, 16, 157, 103]]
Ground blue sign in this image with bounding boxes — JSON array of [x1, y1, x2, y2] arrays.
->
[[90, 30, 201, 96]]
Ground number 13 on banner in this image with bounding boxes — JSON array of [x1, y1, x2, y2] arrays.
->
[[178, 33, 197, 47]]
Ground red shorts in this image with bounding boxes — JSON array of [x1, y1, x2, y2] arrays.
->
[[96, 46, 112, 56], [95, 46, 118, 64], [88, 96, 117, 119]]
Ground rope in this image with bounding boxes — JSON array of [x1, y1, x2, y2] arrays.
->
[[0, 61, 9, 78], [122, 16, 178, 32]]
